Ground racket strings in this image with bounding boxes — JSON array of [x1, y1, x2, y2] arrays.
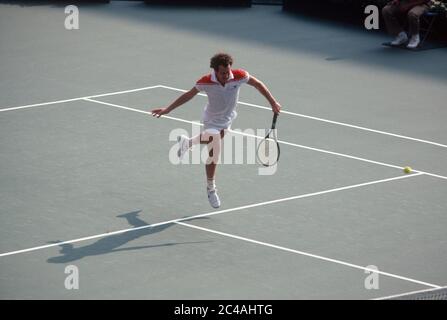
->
[[257, 135, 278, 167]]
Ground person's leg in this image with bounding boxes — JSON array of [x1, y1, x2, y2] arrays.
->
[[188, 128, 225, 146], [177, 129, 222, 158], [382, 4, 405, 36], [203, 129, 225, 208], [408, 5, 428, 36], [180, 127, 226, 208], [407, 4, 429, 48], [205, 129, 224, 186]]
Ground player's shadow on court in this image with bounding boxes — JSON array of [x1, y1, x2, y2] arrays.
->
[[46, 210, 210, 263]]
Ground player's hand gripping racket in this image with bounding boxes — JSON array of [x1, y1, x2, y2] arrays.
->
[[256, 113, 280, 167]]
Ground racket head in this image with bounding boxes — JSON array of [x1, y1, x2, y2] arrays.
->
[[256, 130, 280, 167]]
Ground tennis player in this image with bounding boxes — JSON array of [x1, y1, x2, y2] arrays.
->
[[151, 53, 281, 208]]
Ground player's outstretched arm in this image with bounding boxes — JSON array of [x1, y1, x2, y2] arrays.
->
[[151, 87, 199, 118], [247, 76, 281, 114]]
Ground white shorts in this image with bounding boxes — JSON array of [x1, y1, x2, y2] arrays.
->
[[203, 122, 231, 133], [202, 110, 236, 132]]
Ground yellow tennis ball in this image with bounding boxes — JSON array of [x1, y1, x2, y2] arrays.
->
[[404, 166, 412, 174]]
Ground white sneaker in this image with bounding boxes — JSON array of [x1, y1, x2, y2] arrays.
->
[[177, 135, 190, 159], [391, 32, 408, 46], [407, 34, 420, 49], [207, 188, 221, 209]]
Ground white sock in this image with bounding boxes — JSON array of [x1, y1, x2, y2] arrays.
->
[[207, 179, 216, 191]]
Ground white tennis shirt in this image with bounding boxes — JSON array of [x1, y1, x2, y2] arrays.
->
[[195, 69, 250, 130]]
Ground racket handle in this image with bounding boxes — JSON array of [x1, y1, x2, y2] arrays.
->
[[272, 113, 278, 129]]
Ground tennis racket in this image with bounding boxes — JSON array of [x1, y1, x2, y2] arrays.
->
[[256, 113, 280, 167]]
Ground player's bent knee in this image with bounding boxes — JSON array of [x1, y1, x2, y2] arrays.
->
[[202, 128, 221, 144]]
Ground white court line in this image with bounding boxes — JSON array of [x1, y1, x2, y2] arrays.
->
[[3, 83, 446, 149], [3, 84, 447, 179], [84, 98, 447, 181], [176, 222, 441, 289], [373, 286, 447, 300], [0, 173, 423, 258], [158, 84, 447, 149], [0, 97, 86, 113], [84, 98, 203, 127], [85, 85, 161, 99], [0, 85, 161, 113]]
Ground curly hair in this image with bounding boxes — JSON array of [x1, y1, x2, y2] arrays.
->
[[210, 53, 233, 70]]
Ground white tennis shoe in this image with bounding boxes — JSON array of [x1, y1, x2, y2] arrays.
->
[[207, 188, 221, 209], [177, 135, 190, 159], [407, 34, 420, 49], [391, 32, 408, 46]]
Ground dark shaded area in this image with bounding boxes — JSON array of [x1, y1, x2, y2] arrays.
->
[[1, 0, 446, 82], [284, 0, 379, 26], [47, 210, 211, 263], [283, 0, 447, 41], [144, 0, 251, 7], [0, 0, 251, 6], [94, 2, 447, 81], [0, 0, 109, 6]]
